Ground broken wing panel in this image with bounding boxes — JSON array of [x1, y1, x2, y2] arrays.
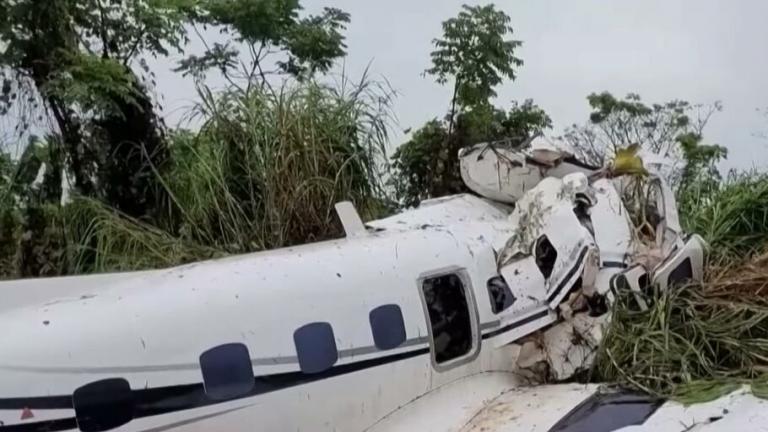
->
[[459, 144, 542, 204]]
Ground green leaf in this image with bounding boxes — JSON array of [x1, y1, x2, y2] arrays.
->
[[426, 4, 523, 109]]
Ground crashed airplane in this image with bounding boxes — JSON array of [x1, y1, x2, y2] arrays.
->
[[2, 140, 753, 432]]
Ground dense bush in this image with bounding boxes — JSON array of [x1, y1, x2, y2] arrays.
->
[[57, 78, 394, 273]]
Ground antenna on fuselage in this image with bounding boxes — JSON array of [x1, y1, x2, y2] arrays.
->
[[335, 201, 367, 238]]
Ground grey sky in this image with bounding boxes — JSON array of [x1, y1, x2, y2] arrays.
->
[[155, 0, 768, 172]]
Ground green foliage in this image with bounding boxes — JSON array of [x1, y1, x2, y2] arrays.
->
[[391, 100, 551, 206], [0, 135, 65, 278], [72, 0, 194, 60], [0, 149, 19, 277], [391, 119, 450, 207], [201, 0, 301, 43], [680, 172, 768, 258], [595, 250, 768, 400], [179, 0, 350, 81], [564, 92, 721, 167], [15, 204, 69, 277], [280, 7, 349, 77], [0, 0, 193, 219], [65, 76, 393, 272], [65, 197, 223, 273], [0, 207, 20, 278], [426, 4, 522, 108], [43, 53, 143, 115], [676, 132, 728, 188], [391, 4, 532, 207], [0, 135, 63, 206]]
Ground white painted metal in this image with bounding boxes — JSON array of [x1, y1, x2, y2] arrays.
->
[[458, 144, 596, 205], [0, 269, 161, 314], [335, 201, 367, 237], [652, 234, 707, 291], [459, 144, 540, 204], [453, 384, 767, 432], [591, 178, 634, 267]]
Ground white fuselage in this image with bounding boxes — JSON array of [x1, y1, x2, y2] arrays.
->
[[0, 177, 665, 432]]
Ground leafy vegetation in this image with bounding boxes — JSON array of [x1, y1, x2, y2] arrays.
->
[[391, 101, 551, 206], [391, 5, 549, 206], [563, 92, 725, 170], [177, 0, 350, 83], [595, 247, 768, 401], [0, 76, 394, 275], [0, 0, 361, 276]]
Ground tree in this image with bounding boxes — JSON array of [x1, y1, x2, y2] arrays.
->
[[391, 4, 534, 207], [391, 100, 551, 207], [426, 4, 522, 136], [562, 92, 722, 167], [677, 131, 727, 191], [177, 0, 350, 90], [0, 0, 193, 218]]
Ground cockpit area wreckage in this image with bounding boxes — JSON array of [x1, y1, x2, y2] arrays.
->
[[3, 138, 761, 432]]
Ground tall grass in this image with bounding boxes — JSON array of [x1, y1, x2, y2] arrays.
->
[[67, 76, 395, 273], [65, 198, 224, 273], [679, 171, 768, 258]]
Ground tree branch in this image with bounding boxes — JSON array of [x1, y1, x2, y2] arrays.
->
[[249, 40, 274, 96], [190, 23, 244, 93], [76, 30, 96, 56], [95, 0, 111, 58], [123, 26, 147, 66]]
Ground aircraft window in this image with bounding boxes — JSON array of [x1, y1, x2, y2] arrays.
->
[[534, 235, 557, 279], [369, 304, 407, 350], [73, 378, 134, 432], [294, 322, 339, 374], [487, 276, 516, 314], [573, 194, 595, 236], [421, 273, 473, 364], [548, 390, 663, 432], [668, 257, 693, 287], [199, 343, 255, 400], [638, 272, 650, 292]]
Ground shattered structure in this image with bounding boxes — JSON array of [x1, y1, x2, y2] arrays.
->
[[458, 141, 705, 382]]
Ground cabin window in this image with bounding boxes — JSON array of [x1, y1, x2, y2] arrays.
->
[[549, 390, 663, 432], [421, 272, 474, 364], [200, 343, 255, 400], [574, 194, 595, 236], [668, 257, 693, 287], [487, 276, 516, 314], [294, 322, 338, 374], [369, 304, 407, 350], [534, 235, 557, 279], [638, 272, 651, 295], [73, 378, 134, 432]]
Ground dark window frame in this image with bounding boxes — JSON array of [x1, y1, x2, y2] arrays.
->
[[667, 257, 693, 288], [369, 304, 407, 350], [199, 343, 256, 401], [293, 322, 339, 374], [73, 378, 134, 432], [534, 235, 558, 279], [417, 267, 480, 371], [487, 275, 516, 314]]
